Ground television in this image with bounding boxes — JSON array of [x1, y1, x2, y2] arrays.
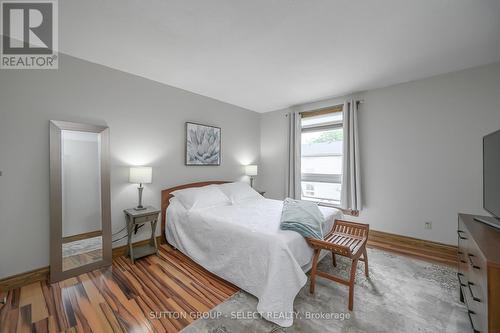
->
[[475, 129, 500, 229]]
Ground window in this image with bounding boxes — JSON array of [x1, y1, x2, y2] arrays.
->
[[304, 183, 315, 196], [301, 111, 343, 206]]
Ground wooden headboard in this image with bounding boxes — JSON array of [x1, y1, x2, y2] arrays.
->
[[160, 181, 230, 244]]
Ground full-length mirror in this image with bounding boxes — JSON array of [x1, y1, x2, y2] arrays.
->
[[50, 121, 111, 282]]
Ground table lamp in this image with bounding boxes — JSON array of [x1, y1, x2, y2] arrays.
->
[[245, 165, 258, 188], [129, 167, 152, 210]]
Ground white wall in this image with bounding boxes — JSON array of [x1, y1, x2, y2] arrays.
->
[[1, 56, 499, 278], [260, 63, 500, 245], [0, 54, 260, 278]]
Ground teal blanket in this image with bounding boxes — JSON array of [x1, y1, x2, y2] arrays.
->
[[280, 198, 325, 239]]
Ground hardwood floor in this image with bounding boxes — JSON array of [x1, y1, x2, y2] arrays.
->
[[0, 244, 238, 333]]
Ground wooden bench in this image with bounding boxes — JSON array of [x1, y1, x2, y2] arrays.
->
[[306, 220, 369, 310]]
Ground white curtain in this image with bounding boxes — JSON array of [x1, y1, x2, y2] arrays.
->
[[286, 112, 302, 199], [341, 99, 362, 211]]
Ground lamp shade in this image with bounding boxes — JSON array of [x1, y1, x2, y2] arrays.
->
[[245, 165, 258, 176], [129, 167, 152, 184]]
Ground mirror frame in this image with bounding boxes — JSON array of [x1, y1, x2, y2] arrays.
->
[[49, 120, 112, 283]]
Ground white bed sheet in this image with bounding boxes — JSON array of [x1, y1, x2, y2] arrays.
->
[[166, 197, 342, 327]]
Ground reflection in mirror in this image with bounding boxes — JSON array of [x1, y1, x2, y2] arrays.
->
[[61, 130, 103, 271], [50, 120, 111, 283], [62, 236, 103, 271]]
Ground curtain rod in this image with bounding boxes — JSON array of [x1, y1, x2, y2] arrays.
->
[[300, 99, 364, 112], [284, 99, 364, 117], [299, 99, 364, 117]]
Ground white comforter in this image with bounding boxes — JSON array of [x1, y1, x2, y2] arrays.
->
[[166, 197, 342, 327]]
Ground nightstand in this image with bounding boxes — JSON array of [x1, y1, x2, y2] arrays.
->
[[123, 206, 160, 264]]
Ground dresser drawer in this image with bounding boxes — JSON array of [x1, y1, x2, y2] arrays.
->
[[457, 223, 469, 244], [458, 216, 489, 332], [457, 220, 469, 266], [461, 283, 485, 333], [467, 251, 485, 272], [457, 250, 468, 276], [468, 309, 483, 333], [458, 214, 500, 333], [457, 219, 470, 277], [458, 221, 486, 273], [469, 259, 488, 332], [465, 239, 487, 295]]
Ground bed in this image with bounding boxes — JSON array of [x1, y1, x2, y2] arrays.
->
[[160, 181, 342, 327]]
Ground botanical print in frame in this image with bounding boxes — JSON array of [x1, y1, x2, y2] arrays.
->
[[186, 122, 221, 165]]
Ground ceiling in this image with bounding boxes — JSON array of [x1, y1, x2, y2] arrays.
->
[[60, 0, 500, 112]]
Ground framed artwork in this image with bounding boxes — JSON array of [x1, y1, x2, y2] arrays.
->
[[185, 122, 221, 166]]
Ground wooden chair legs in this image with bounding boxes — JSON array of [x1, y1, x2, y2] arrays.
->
[[348, 259, 358, 311], [306, 219, 370, 312], [309, 254, 363, 311], [362, 248, 369, 277], [309, 249, 320, 294]]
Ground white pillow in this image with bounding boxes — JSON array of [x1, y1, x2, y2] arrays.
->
[[218, 182, 261, 203], [171, 185, 231, 211]]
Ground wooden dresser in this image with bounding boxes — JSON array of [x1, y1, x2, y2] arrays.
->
[[458, 214, 500, 333]]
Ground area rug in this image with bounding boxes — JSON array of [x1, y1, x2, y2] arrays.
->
[[180, 248, 470, 333]]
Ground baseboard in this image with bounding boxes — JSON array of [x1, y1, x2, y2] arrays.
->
[[0, 266, 50, 292], [0, 232, 456, 291], [368, 230, 458, 266], [0, 236, 163, 291]]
